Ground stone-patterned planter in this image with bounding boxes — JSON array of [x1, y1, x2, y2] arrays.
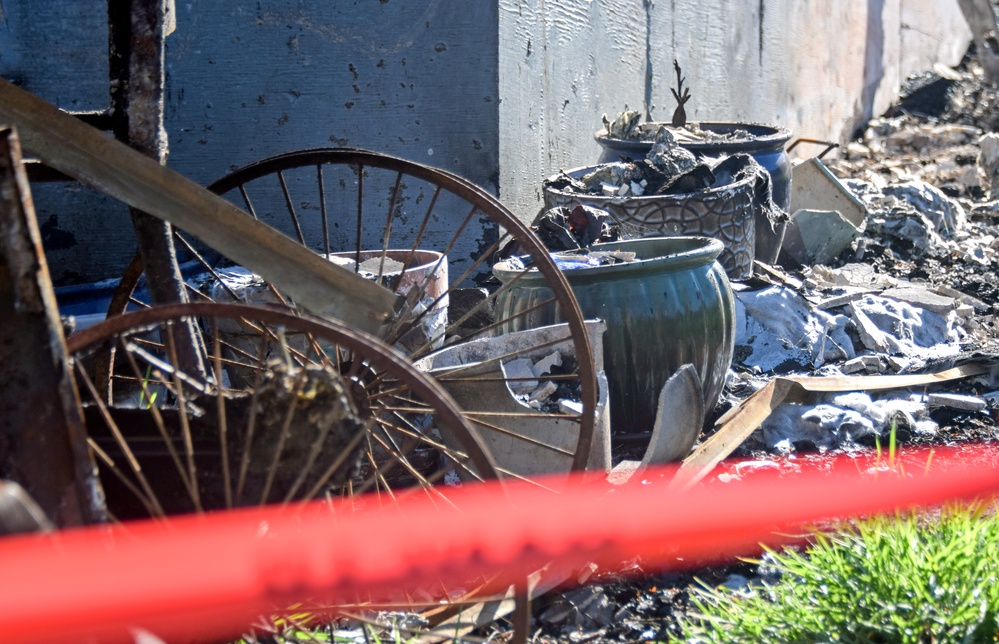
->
[[544, 166, 756, 279], [595, 121, 793, 264]]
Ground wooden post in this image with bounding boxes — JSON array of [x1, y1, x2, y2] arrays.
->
[[0, 127, 105, 526], [109, 0, 206, 377], [109, 0, 185, 311]]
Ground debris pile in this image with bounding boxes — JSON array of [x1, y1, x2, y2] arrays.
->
[[474, 49, 999, 644], [717, 52, 999, 462], [547, 128, 768, 201], [544, 154, 765, 279], [732, 263, 974, 375], [532, 204, 619, 252], [499, 248, 637, 273], [504, 350, 584, 415], [726, 194, 996, 454], [600, 114, 755, 147], [753, 391, 941, 454]]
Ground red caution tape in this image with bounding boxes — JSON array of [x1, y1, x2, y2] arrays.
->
[[0, 445, 996, 643]]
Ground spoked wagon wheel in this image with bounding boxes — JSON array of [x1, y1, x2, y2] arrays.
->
[[66, 302, 499, 520], [66, 301, 532, 641], [106, 148, 599, 476]]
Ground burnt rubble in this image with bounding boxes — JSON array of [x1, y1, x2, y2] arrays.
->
[[701, 50, 999, 462], [506, 48, 999, 642], [723, 162, 999, 459], [548, 128, 770, 200], [533, 204, 620, 251]]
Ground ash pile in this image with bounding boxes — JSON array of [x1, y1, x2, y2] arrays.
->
[[722, 50, 999, 461]]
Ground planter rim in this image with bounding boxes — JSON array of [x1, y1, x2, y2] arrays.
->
[[594, 120, 793, 155], [493, 236, 725, 284], [326, 248, 444, 272]]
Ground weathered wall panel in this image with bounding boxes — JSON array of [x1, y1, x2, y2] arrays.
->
[[498, 0, 648, 215], [164, 2, 500, 189], [1, 1, 499, 284], [0, 0, 108, 111], [0, 1, 973, 281], [498, 0, 971, 217]]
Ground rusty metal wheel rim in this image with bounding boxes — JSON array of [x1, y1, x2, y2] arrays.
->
[[105, 148, 598, 473], [68, 301, 500, 519]]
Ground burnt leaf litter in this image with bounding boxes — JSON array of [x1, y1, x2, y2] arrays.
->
[[473, 44, 999, 644]]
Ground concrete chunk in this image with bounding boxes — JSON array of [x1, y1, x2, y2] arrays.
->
[[841, 357, 869, 374], [783, 208, 864, 266], [881, 286, 956, 315], [503, 358, 537, 395], [926, 393, 987, 411], [558, 399, 584, 415], [532, 351, 563, 377], [848, 301, 892, 352], [934, 284, 989, 311], [528, 380, 558, 402]]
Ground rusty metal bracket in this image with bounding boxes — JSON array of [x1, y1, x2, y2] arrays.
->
[[787, 137, 840, 159]]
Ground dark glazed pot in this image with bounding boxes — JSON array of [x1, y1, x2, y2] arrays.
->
[[596, 122, 793, 263], [493, 237, 736, 434]]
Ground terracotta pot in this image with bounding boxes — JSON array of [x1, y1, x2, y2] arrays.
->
[[493, 236, 736, 434]]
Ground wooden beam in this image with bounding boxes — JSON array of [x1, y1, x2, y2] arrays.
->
[[0, 78, 398, 335]]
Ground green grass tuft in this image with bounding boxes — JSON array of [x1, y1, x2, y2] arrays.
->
[[679, 503, 999, 643]]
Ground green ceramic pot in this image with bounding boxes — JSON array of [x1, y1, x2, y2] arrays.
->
[[493, 236, 736, 434]]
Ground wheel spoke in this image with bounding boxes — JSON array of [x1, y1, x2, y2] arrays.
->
[[277, 169, 306, 245], [86, 437, 161, 518], [120, 338, 198, 500], [237, 184, 258, 219], [375, 171, 404, 286], [299, 420, 370, 501], [317, 164, 331, 257], [74, 362, 166, 518], [354, 162, 364, 270], [466, 416, 575, 456], [210, 323, 234, 509], [235, 341, 269, 505], [165, 322, 204, 512], [257, 368, 306, 506]]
